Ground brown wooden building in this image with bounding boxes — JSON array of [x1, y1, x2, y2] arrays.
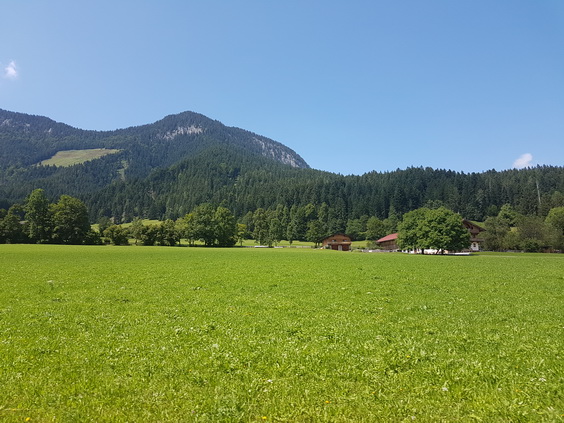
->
[[463, 220, 486, 251], [376, 233, 399, 251], [322, 234, 352, 251], [376, 221, 486, 252]]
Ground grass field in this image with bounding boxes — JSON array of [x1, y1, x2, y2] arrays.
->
[[0, 246, 562, 422], [39, 149, 120, 167]]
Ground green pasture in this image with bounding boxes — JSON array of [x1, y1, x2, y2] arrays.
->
[[238, 239, 316, 248], [39, 148, 120, 167], [0, 246, 562, 422]]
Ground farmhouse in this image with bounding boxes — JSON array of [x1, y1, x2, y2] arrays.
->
[[376, 220, 486, 252], [463, 219, 486, 251], [322, 233, 352, 251], [376, 233, 399, 251]]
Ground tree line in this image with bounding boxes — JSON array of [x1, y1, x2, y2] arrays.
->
[[393, 203, 564, 253], [482, 204, 564, 252], [0, 189, 98, 244], [99, 201, 564, 253], [84, 204, 242, 248], [3, 188, 564, 252]]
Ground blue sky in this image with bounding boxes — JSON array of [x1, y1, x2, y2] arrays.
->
[[1, 1, 563, 175]]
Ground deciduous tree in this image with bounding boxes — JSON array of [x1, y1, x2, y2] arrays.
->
[[50, 195, 91, 244], [0, 205, 26, 244], [397, 208, 430, 252], [103, 225, 129, 245], [483, 216, 510, 251], [214, 207, 236, 247], [158, 219, 180, 246], [24, 189, 52, 243], [546, 206, 564, 250], [365, 216, 386, 241], [191, 203, 217, 246], [398, 207, 470, 253]]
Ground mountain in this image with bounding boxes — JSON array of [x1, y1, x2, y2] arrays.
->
[[0, 108, 309, 212], [1, 108, 564, 223], [0, 109, 308, 170]]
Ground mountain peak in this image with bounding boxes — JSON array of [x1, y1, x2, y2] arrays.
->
[[0, 108, 309, 170]]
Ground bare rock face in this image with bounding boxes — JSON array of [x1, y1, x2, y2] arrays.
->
[[158, 125, 204, 140]]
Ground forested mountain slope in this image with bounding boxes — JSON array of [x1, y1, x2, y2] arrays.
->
[[88, 153, 564, 223], [0, 109, 308, 169], [0, 108, 308, 205], [1, 109, 563, 222]]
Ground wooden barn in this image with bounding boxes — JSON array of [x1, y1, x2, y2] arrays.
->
[[376, 233, 399, 251], [376, 221, 486, 252], [322, 234, 352, 251]]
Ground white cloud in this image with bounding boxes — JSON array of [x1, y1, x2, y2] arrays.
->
[[513, 153, 533, 169], [3, 60, 18, 79]]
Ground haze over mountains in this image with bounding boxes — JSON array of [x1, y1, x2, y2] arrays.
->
[[1, 108, 563, 223]]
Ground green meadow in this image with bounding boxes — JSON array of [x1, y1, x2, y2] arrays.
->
[[0, 245, 562, 422], [39, 149, 120, 167]]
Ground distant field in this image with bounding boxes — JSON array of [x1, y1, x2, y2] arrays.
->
[[0, 246, 562, 422], [118, 219, 163, 228], [39, 148, 121, 167], [239, 239, 318, 248]]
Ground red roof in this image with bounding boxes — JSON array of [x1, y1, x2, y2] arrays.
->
[[376, 233, 398, 243]]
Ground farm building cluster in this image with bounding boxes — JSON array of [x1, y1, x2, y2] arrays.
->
[[323, 220, 485, 252], [374, 219, 485, 253]]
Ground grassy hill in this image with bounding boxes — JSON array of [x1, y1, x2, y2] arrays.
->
[[39, 148, 121, 167]]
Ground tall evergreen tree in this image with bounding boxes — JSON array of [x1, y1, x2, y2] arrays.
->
[[286, 217, 299, 246], [269, 216, 284, 246], [306, 220, 325, 247], [253, 208, 271, 246]]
